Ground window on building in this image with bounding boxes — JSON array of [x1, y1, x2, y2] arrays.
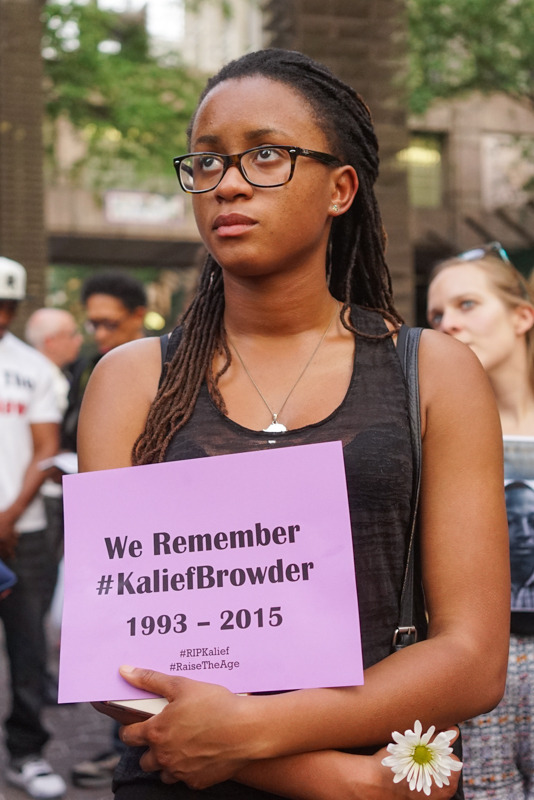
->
[[397, 134, 444, 208]]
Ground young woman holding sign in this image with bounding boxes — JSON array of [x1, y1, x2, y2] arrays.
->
[[78, 49, 509, 799]]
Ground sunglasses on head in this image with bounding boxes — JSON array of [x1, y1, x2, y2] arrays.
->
[[455, 241, 531, 301], [456, 241, 512, 265]]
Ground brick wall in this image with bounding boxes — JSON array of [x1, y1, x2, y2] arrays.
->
[[263, 0, 414, 321], [0, 0, 47, 333]]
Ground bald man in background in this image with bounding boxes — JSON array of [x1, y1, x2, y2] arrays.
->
[[25, 309, 83, 417], [25, 310, 83, 665]]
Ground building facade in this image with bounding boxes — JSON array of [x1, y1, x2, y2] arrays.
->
[[3, 0, 532, 331], [0, 0, 47, 335], [406, 93, 534, 322]]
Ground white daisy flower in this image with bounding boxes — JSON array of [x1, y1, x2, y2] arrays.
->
[[381, 720, 463, 796]]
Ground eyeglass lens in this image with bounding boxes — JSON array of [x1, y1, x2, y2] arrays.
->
[[85, 319, 121, 333], [179, 147, 293, 192]]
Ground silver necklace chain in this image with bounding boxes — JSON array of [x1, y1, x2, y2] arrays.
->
[[228, 301, 340, 433]]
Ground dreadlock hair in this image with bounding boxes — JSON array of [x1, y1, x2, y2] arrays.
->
[[132, 48, 402, 465]]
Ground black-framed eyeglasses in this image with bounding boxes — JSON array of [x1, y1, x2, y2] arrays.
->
[[456, 241, 511, 265], [173, 145, 343, 194]]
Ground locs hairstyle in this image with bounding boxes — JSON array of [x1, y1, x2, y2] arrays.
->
[[133, 48, 401, 465]]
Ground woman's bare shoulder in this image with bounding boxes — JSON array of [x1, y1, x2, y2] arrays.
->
[[417, 328, 501, 439], [418, 327, 490, 389], [78, 337, 163, 470], [89, 336, 162, 396]]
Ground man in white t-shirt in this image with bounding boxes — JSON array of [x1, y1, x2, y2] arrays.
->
[[0, 257, 66, 799]]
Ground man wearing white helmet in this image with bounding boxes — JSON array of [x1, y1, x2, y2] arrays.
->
[[0, 257, 66, 799]]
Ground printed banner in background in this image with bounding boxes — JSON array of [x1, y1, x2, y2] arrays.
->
[[58, 441, 363, 703], [503, 436, 534, 613]]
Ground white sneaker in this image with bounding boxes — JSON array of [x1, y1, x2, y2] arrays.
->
[[6, 757, 66, 799]]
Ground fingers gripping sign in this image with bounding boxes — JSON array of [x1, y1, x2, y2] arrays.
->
[[118, 665, 253, 789]]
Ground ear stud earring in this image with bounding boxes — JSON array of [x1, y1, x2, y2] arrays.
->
[[332, 203, 339, 213]]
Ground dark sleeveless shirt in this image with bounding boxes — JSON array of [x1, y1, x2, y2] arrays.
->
[[113, 305, 429, 799]]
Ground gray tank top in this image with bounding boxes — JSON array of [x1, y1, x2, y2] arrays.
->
[[113, 305, 429, 799]]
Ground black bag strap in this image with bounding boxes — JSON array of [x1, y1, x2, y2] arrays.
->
[[159, 332, 169, 364], [158, 328, 183, 388], [393, 324, 423, 650]]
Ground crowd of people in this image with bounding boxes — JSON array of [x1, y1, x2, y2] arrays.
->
[[0, 261, 148, 798], [0, 45, 531, 800]]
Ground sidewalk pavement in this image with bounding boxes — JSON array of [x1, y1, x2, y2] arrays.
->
[[0, 625, 116, 800]]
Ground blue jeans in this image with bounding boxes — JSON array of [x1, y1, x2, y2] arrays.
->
[[0, 529, 58, 759]]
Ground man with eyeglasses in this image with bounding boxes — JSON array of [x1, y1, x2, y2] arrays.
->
[[67, 271, 147, 790], [82, 271, 147, 356], [61, 271, 147, 453]]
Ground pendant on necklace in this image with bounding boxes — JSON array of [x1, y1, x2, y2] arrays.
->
[[263, 416, 288, 434]]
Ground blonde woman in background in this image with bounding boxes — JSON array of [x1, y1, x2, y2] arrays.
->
[[428, 243, 534, 799]]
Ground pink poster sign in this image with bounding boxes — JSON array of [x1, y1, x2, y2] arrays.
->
[[58, 441, 363, 703]]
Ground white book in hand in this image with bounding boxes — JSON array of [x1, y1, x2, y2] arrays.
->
[[39, 452, 78, 474]]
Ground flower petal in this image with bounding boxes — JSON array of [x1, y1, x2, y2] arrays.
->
[[421, 725, 436, 745], [383, 722, 463, 795]]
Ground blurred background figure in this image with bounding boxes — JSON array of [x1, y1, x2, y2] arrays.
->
[[24, 308, 83, 702], [0, 557, 16, 600], [61, 271, 147, 455], [506, 480, 534, 609], [25, 307, 82, 560], [427, 243, 534, 800], [0, 257, 65, 799], [67, 270, 147, 791], [81, 271, 147, 356], [25, 309, 83, 417]]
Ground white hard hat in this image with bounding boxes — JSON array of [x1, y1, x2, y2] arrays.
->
[[0, 257, 27, 301]]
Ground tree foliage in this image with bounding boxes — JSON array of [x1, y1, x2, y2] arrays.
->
[[42, 1, 206, 188], [43, 0, 534, 182], [407, 0, 534, 114], [184, 0, 234, 18]]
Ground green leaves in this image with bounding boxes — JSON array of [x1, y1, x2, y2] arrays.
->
[[407, 0, 534, 113], [43, 1, 205, 188]]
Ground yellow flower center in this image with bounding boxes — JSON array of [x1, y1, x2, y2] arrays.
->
[[413, 745, 433, 765]]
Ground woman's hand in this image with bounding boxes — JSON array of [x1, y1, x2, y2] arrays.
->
[[235, 728, 462, 800], [118, 664, 464, 797], [118, 666, 256, 789], [366, 727, 462, 800]]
